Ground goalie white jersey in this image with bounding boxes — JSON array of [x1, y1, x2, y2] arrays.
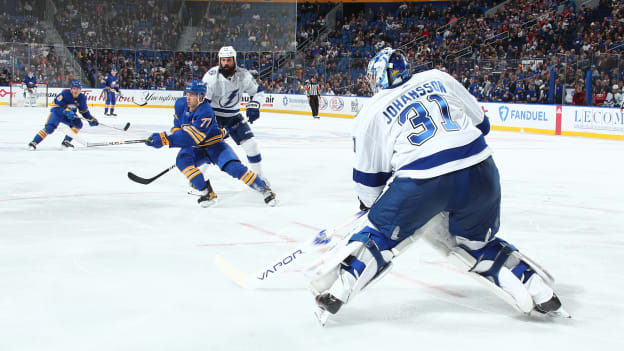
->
[[201, 66, 265, 118], [353, 69, 492, 206]]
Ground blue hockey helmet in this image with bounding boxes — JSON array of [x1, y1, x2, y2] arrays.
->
[[70, 80, 82, 88], [185, 80, 207, 96], [111, 67, 117, 73], [367, 47, 411, 92]]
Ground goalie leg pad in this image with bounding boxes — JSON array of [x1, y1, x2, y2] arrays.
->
[[450, 237, 556, 313], [320, 226, 396, 303]]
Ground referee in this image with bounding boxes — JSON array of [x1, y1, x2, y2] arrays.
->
[[305, 78, 320, 119]]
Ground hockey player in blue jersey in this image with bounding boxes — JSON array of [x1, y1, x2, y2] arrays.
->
[[145, 81, 276, 207], [23, 71, 37, 107], [102, 67, 120, 116], [28, 80, 99, 150], [308, 48, 568, 324]]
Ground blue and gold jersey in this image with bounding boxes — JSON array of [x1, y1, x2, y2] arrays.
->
[[50, 89, 90, 116], [23, 75, 37, 89], [102, 74, 120, 91], [168, 97, 226, 148]]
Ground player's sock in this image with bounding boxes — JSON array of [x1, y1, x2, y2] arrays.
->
[[110, 108, 117, 116], [223, 161, 277, 206], [181, 165, 206, 191], [105, 108, 109, 115], [33, 130, 47, 144]]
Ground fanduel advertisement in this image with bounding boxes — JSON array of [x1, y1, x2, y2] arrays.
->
[[482, 102, 556, 131]]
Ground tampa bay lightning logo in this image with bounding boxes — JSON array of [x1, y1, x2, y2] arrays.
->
[[219, 89, 239, 108], [499, 106, 509, 122]]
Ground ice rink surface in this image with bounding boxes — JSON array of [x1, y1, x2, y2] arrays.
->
[[1, 106, 623, 351]]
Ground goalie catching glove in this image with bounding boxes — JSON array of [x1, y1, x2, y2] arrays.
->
[[145, 132, 170, 148], [246, 101, 261, 123]]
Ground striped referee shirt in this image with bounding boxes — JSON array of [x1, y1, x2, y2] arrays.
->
[[306, 83, 320, 96]]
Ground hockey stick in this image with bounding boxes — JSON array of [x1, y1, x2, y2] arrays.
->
[[78, 116, 130, 131], [118, 92, 147, 107], [86, 139, 149, 147], [100, 121, 131, 131], [213, 211, 368, 289], [127, 164, 176, 185]]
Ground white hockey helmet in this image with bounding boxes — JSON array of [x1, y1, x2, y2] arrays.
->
[[612, 84, 619, 90], [218, 46, 237, 64], [367, 47, 411, 92]]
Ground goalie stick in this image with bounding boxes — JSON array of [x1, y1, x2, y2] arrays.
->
[[127, 164, 176, 185], [213, 211, 368, 289]]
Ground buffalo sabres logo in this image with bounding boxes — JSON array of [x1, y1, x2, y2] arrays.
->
[[219, 89, 239, 108]]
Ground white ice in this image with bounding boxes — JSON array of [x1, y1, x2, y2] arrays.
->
[[1, 106, 623, 351]]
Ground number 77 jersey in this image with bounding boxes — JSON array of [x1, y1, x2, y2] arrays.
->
[[352, 69, 492, 205]]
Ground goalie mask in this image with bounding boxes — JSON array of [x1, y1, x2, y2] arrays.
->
[[218, 46, 237, 78], [367, 47, 411, 92]]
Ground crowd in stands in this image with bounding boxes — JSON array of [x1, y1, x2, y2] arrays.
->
[[2, 0, 624, 108], [191, 2, 296, 52], [0, 2, 77, 88], [283, 0, 624, 106], [53, 0, 184, 51]]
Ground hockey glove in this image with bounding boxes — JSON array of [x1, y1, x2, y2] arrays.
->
[[246, 101, 261, 123], [65, 109, 76, 120], [87, 118, 99, 127], [145, 132, 169, 149]]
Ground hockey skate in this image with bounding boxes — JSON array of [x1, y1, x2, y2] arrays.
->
[[262, 188, 277, 207], [110, 112, 118, 116], [533, 293, 570, 318], [28, 141, 37, 150], [314, 293, 343, 327], [61, 140, 74, 149], [197, 188, 218, 207]]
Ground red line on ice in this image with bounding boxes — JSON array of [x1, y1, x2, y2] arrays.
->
[[239, 222, 297, 243], [292, 221, 321, 231]]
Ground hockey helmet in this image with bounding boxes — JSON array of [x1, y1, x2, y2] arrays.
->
[[218, 46, 237, 77], [367, 47, 411, 92], [612, 84, 619, 90], [185, 80, 207, 96], [218, 46, 237, 63], [71, 80, 82, 88]]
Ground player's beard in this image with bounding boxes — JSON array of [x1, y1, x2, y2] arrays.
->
[[219, 63, 236, 78]]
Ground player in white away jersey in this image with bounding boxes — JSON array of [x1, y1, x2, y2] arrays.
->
[[307, 48, 569, 325], [202, 46, 270, 183]]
